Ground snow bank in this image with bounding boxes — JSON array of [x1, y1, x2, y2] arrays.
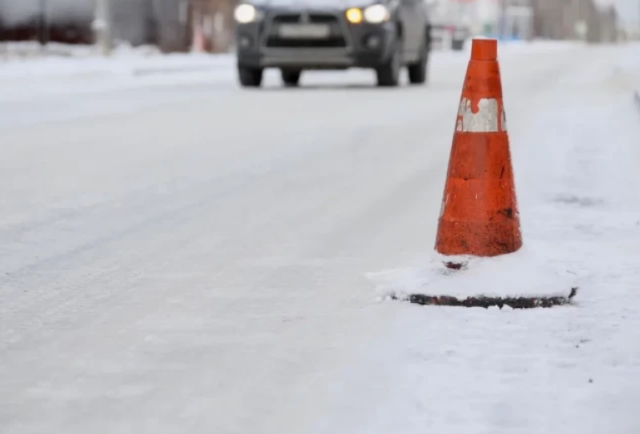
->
[[0, 52, 232, 80], [460, 38, 584, 55], [0, 42, 233, 80], [0, 41, 161, 59], [0, 42, 235, 102], [498, 39, 585, 53], [432, 39, 583, 69]]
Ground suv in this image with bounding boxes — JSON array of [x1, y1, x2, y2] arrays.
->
[[233, 0, 432, 88]]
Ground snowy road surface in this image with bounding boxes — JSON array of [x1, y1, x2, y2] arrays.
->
[[1, 43, 640, 434]]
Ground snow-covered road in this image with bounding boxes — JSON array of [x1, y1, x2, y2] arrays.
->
[[1, 42, 640, 434]]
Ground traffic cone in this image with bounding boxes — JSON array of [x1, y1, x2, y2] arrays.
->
[[435, 38, 522, 258], [371, 43, 578, 309]]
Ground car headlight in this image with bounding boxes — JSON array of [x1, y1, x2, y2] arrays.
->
[[345, 8, 363, 24], [363, 4, 389, 23], [234, 4, 260, 23]]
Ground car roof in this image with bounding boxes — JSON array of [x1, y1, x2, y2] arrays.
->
[[250, 0, 380, 8]]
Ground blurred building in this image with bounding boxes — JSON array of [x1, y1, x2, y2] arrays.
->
[[0, 0, 236, 53], [109, 0, 192, 52], [530, 0, 620, 42], [427, 0, 620, 44], [599, 5, 619, 43], [0, 0, 94, 44], [191, 0, 234, 52], [502, 0, 534, 40], [1, 0, 620, 51], [427, 0, 534, 40]]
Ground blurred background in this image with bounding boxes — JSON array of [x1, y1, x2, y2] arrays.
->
[[0, 0, 636, 56]]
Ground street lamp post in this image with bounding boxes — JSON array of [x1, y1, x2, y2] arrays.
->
[[93, 0, 113, 56], [637, 0, 640, 40], [39, 0, 49, 49], [499, 0, 508, 40]]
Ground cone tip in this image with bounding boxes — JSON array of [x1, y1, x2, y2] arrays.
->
[[470, 38, 498, 61]]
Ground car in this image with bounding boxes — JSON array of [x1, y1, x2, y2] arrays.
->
[[232, 0, 432, 88]]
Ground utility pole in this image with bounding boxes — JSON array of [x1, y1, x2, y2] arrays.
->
[[637, 0, 640, 40], [93, 0, 113, 56], [499, 0, 508, 40], [38, 0, 49, 50]]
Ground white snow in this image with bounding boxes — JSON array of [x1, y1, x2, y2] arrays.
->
[[0, 43, 234, 80], [0, 50, 232, 81], [461, 38, 586, 55], [368, 245, 579, 300], [1, 40, 640, 434], [0, 39, 584, 105], [0, 41, 161, 59], [0, 43, 235, 103], [348, 43, 640, 432]]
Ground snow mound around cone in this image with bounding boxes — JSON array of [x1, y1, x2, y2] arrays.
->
[[367, 244, 579, 302]]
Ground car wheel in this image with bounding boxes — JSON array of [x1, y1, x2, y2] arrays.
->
[[238, 65, 263, 87], [376, 40, 401, 87], [407, 44, 428, 85], [281, 69, 302, 87], [451, 38, 465, 51]]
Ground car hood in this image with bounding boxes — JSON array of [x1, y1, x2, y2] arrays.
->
[[251, 0, 376, 10]]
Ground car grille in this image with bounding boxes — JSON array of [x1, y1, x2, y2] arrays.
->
[[265, 36, 347, 48], [271, 13, 339, 24], [265, 13, 347, 48]]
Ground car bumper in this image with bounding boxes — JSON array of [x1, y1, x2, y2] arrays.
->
[[236, 17, 397, 69]]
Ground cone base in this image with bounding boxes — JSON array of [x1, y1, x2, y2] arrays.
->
[[393, 287, 578, 309]]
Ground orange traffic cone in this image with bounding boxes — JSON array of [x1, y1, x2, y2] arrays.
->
[[435, 38, 522, 258]]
